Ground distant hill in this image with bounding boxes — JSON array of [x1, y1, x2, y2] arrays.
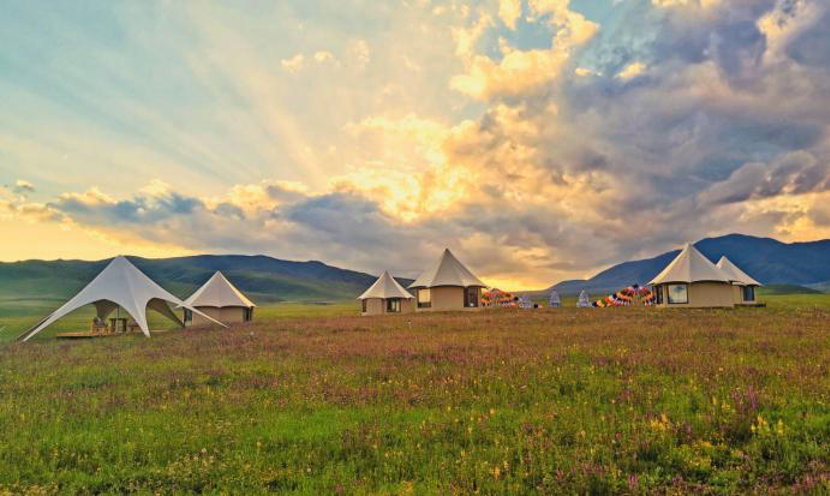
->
[[0, 255, 411, 309], [543, 234, 830, 296]]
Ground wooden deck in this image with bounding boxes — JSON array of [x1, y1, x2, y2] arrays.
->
[[56, 332, 122, 340]]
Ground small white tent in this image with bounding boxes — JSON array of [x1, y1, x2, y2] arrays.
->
[[549, 290, 562, 308], [358, 271, 415, 315], [18, 256, 224, 342], [577, 290, 591, 308], [184, 271, 256, 326]]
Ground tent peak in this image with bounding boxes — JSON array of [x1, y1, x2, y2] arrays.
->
[[409, 249, 486, 289], [358, 271, 414, 300], [716, 256, 762, 286], [649, 242, 731, 285], [185, 271, 256, 309]]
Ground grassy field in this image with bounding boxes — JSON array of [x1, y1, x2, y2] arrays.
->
[[0, 295, 828, 494]]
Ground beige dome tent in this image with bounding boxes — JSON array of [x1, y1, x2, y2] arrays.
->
[[409, 249, 487, 312], [358, 271, 414, 316], [184, 271, 256, 326], [716, 256, 763, 306], [649, 243, 734, 308], [18, 256, 224, 342]]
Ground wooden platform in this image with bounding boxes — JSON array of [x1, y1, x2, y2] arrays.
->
[[56, 332, 121, 340]]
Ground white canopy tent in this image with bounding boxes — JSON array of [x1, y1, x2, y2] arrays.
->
[[19, 256, 225, 342], [577, 290, 591, 308]]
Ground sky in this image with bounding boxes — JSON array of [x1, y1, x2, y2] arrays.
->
[[2, 0, 830, 289]]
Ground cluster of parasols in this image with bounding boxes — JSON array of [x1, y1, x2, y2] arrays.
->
[[483, 285, 657, 309], [591, 285, 656, 307]]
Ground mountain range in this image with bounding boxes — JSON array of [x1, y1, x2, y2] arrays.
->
[[546, 234, 830, 296], [1, 234, 827, 312]]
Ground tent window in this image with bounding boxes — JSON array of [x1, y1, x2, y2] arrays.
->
[[742, 286, 755, 302], [667, 284, 688, 305], [361, 300, 368, 313], [654, 286, 664, 305], [464, 287, 479, 308], [386, 299, 401, 313], [184, 309, 193, 323], [418, 289, 431, 308]]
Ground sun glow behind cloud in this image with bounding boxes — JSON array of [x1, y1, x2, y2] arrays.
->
[[2, 0, 830, 289]]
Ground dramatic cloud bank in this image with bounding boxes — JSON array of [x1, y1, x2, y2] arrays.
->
[[2, 0, 829, 288]]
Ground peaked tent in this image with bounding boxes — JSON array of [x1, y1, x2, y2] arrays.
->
[[716, 257, 762, 286], [358, 271, 414, 316], [18, 256, 225, 342], [184, 271, 257, 326], [409, 249, 487, 311], [717, 256, 763, 306], [649, 243, 734, 308], [577, 290, 591, 308], [409, 249, 487, 289], [549, 290, 562, 308]]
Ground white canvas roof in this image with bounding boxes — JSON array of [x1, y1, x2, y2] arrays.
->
[[716, 257, 762, 286], [19, 256, 225, 342], [649, 243, 731, 285], [185, 271, 256, 308], [358, 271, 414, 300], [409, 249, 487, 289]]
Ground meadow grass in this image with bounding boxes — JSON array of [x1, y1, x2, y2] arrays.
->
[[0, 295, 827, 494]]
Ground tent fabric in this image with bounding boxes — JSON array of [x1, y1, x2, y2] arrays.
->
[[358, 271, 414, 300], [19, 256, 224, 342], [649, 243, 731, 285], [716, 257, 762, 287], [577, 290, 591, 308], [184, 271, 256, 308], [409, 249, 487, 289]]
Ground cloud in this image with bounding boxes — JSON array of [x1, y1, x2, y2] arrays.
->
[[3, 0, 830, 288], [616, 61, 646, 79], [451, 0, 598, 100], [13, 180, 35, 194], [281, 53, 305, 73], [499, 0, 523, 30]]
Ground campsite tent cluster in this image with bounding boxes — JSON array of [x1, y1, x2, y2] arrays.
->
[[18, 256, 256, 342], [18, 242, 764, 340], [358, 249, 488, 316], [359, 243, 764, 316]]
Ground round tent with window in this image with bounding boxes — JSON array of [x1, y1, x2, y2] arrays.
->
[[358, 271, 415, 316], [183, 271, 256, 327], [408, 249, 487, 312], [649, 243, 734, 308]]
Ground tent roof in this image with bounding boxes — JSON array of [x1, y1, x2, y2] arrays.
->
[[409, 249, 487, 289], [358, 271, 414, 300], [184, 271, 256, 308], [19, 256, 224, 342], [716, 257, 763, 286], [649, 243, 731, 285]]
